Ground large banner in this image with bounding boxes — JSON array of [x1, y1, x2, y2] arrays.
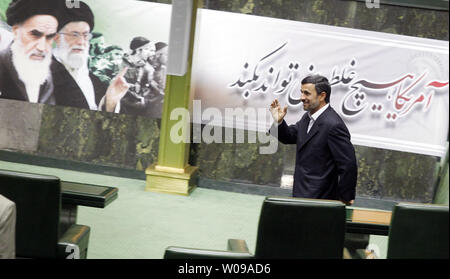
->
[[0, 1, 448, 157], [191, 9, 449, 158]]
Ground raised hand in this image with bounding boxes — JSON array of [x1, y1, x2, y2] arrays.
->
[[269, 98, 288, 124], [105, 67, 130, 112]]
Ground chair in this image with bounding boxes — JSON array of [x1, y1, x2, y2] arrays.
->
[[164, 196, 346, 259], [387, 202, 448, 259], [0, 169, 90, 259], [0, 194, 16, 259], [164, 246, 254, 259]]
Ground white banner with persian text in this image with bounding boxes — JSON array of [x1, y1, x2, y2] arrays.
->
[[191, 9, 449, 158]]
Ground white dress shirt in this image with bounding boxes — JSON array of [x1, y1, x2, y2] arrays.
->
[[55, 56, 98, 110], [307, 103, 329, 133], [67, 64, 97, 110], [24, 84, 40, 103]]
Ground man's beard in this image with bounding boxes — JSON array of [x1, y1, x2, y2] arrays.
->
[[11, 39, 51, 88], [53, 38, 89, 70]]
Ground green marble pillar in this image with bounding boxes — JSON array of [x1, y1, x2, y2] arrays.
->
[[146, 0, 200, 195]]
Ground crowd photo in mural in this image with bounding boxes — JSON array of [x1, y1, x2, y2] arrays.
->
[[0, 0, 168, 118]]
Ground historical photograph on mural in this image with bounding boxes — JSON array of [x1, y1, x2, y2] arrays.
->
[[0, 0, 168, 118]]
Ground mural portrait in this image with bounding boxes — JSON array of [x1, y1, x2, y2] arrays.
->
[[0, 0, 168, 118]]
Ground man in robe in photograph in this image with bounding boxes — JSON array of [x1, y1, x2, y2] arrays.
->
[[120, 36, 157, 115], [51, 1, 129, 112], [150, 42, 167, 96], [0, 0, 63, 104], [145, 41, 168, 118]]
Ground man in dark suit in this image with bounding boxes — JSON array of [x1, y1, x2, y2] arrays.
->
[[0, 0, 63, 104], [51, 1, 128, 112], [51, 1, 106, 110], [270, 75, 357, 205]]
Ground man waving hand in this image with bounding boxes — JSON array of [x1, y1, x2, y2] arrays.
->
[[270, 75, 357, 205]]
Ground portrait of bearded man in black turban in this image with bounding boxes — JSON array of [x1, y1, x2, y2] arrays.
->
[[0, 0, 64, 104]]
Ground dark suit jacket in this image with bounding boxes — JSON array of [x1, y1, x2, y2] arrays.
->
[[276, 106, 357, 202], [50, 57, 107, 109], [0, 46, 55, 104]]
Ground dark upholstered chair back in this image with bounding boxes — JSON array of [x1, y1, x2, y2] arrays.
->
[[254, 197, 346, 259], [164, 246, 253, 259], [0, 169, 61, 259], [387, 203, 449, 259]]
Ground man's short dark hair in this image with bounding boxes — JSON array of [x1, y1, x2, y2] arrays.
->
[[301, 75, 331, 103]]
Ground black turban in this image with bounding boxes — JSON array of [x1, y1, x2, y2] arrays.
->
[[58, 1, 95, 31], [6, 0, 64, 27], [130, 36, 151, 51]]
